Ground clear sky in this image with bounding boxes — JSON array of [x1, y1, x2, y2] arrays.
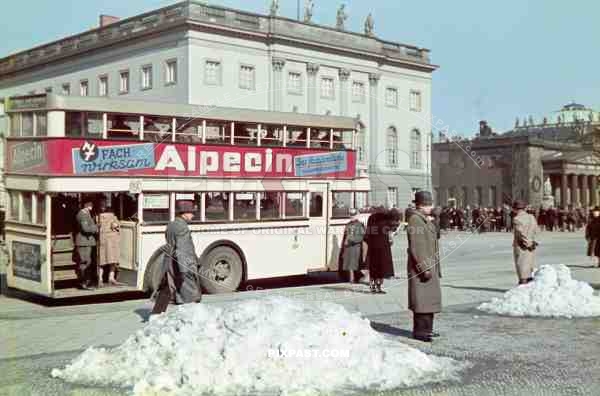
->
[[1, 0, 598, 135]]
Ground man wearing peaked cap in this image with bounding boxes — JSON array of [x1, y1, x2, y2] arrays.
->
[[152, 200, 202, 314], [512, 199, 538, 285]]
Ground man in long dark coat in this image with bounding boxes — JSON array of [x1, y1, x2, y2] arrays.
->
[[152, 200, 202, 314], [74, 198, 99, 290], [407, 191, 441, 342]]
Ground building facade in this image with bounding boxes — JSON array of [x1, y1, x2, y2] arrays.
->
[[0, 1, 437, 208], [433, 104, 600, 209]]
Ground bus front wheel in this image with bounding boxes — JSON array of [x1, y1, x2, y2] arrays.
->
[[200, 246, 244, 294]]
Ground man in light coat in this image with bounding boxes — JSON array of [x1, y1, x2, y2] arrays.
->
[[339, 208, 366, 283], [407, 191, 441, 342], [512, 199, 538, 284], [74, 198, 99, 290], [152, 200, 202, 314]]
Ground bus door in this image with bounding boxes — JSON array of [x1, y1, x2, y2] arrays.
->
[[306, 183, 329, 271]]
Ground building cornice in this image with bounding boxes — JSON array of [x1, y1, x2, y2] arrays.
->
[[0, 0, 437, 79]]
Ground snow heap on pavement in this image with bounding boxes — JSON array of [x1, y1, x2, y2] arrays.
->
[[478, 264, 600, 318], [52, 297, 464, 395]]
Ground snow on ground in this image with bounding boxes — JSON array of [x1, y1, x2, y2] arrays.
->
[[478, 264, 600, 318], [52, 297, 464, 395]]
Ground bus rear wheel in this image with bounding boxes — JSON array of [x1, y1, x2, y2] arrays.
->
[[200, 246, 244, 294]]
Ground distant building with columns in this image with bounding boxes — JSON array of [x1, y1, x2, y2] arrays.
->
[[432, 103, 600, 209], [0, 1, 437, 208]]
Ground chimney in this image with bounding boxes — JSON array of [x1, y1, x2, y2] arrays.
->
[[99, 15, 120, 27]]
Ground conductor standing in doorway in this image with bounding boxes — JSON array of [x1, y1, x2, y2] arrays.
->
[[407, 191, 441, 342], [152, 200, 202, 314], [74, 198, 98, 290]]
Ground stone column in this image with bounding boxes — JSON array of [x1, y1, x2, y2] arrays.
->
[[560, 173, 568, 207], [581, 174, 589, 207], [368, 73, 381, 169], [306, 63, 320, 114], [552, 174, 560, 204], [272, 58, 286, 112], [570, 174, 578, 206], [591, 175, 598, 206], [338, 68, 351, 116]]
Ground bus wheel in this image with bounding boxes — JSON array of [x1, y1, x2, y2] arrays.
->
[[200, 246, 244, 294]]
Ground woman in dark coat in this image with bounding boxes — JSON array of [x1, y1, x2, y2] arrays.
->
[[585, 206, 600, 267], [363, 209, 396, 293]]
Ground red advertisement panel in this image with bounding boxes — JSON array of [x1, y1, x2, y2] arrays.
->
[[5, 138, 357, 179]]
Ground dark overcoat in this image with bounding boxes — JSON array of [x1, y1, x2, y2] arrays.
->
[[157, 217, 202, 304], [364, 212, 395, 279], [407, 210, 441, 314], [586, 217, 600, 257]]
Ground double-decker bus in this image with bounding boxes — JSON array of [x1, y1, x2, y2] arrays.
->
[[2, 93, 369, 298]]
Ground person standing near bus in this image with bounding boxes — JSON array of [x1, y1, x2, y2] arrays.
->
[[97, 201, 123, 287], [152, 200, 202, 314], [339, 208, 365, 283], [407, 191, 441, 342], [74, 198, 99, 290]]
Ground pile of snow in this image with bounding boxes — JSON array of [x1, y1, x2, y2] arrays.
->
[[52, 297, 463, 395], [478, 264, 600, 318]]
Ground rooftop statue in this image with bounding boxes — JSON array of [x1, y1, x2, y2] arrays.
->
[[303, 0, 314, 23], [269, 0, 279, 16], [364, 13, 374, 36], [336, 4, 348, 30]]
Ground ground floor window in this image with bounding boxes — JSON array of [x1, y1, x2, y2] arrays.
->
[[332, 191, 352, 218]]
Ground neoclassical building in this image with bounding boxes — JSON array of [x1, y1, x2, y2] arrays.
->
[[0, 1, 437, 208], [433, 103, 600, 209]]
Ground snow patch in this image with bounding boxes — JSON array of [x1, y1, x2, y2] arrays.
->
[[478, 264, 600, 318], [52, 297, 464, 395]]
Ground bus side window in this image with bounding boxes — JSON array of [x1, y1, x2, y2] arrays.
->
[[309, 193, 323, 217]]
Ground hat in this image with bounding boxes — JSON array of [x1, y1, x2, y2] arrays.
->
[[512, 199, 527, 210], [175, 200, 195, 214], [413, 190, 433, 206], [593, 206, 600, 212], [349, 208, 358, 216]]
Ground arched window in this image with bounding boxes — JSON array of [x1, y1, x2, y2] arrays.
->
[[387, 126, 398, 166], [410, 129, 421, 169]]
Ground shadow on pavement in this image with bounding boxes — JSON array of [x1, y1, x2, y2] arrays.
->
[[370, 321, 413, 339], [444, 285, 509, 293]]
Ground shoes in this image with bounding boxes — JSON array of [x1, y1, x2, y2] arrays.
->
[[376, 289, 386, 294], [413, 334, 432, 342], [109, 280, 126, 286], [431, 332, 440, 338], [78, 284, 96, 291]]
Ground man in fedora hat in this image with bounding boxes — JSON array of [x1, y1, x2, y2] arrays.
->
[[152, 200, 202, 314], [74, 197, 98, 290], [406, 190, 442, 342], [512, 199, 538, 284]]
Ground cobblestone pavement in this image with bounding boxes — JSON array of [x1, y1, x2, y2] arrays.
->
[[1, 230, 599, 395]]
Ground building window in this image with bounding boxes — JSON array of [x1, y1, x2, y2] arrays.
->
[[490, 186, 497, 207], [239, 64, 255, 90], [98, 75, 108, 97], [410, 90, 422, 112], [461, 186, 468, 207], [119, 70, 130, 94], [320, 77, 335, 99], [44, 87, 52, 93], [387, 187, 398, 208], [141, 65, 153, 90], [410, 129, 422, 169], [387, 126, 398, 167], [386, 87, 398, 107], [61, 83, 71, 96], [288, 71, 302, 94], [352, 81, 365, 103], [80, 80, 89, 96], [165, 59, 177, 85], [357, 128, 366, 161], [205, 60, 222, 85], [475, 186, 483, 206]]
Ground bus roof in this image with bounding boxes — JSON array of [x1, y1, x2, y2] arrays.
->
[[6, 93, 358, 130]]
